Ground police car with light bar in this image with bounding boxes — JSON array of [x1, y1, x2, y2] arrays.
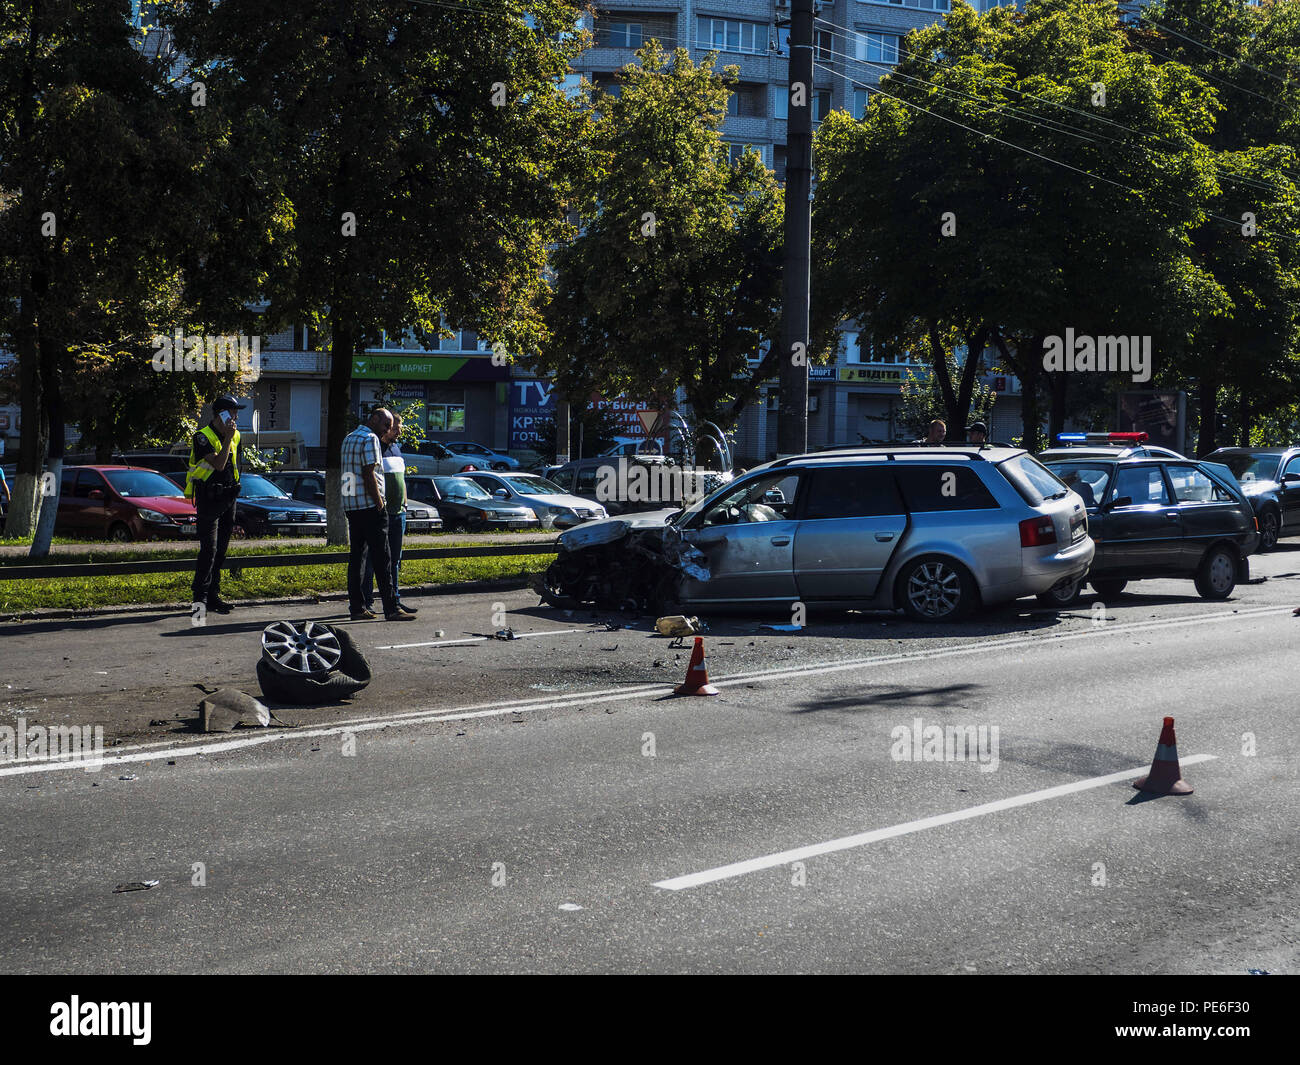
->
[[1038, 432, 1187, 462]]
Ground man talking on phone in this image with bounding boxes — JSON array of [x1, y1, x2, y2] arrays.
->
[[186, 394, 244, 616]]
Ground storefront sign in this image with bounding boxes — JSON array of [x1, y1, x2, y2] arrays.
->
[[351, 355, 509, 382]]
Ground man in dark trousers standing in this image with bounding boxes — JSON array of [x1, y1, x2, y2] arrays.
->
[[342, 407, 414, 622], [187, 395, 243, 616]]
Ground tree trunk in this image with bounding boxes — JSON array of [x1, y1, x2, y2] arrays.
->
[[1196, 373, 1217, 457], [29, 339, 63, 559], [954, 325, 989, 432], [4, 0, 46, 539], [324, 312, 353, 546], [994, 332, 1045, 452], [1048, 370, 1068, 441]]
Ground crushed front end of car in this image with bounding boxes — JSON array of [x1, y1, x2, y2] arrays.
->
[[534, 510, 710, 612]]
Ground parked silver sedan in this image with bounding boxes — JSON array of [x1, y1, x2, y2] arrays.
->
[[542, 446, 1094, 621]]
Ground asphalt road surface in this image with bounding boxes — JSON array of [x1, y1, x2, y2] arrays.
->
[[1, 546, 1298, 973]]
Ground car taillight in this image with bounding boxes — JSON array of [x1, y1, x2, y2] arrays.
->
[[1019, 516, 1058, 547]]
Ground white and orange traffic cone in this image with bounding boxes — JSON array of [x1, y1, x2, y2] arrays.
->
[[674, 636, 719, 696], [1133, 716, 1193, 795]]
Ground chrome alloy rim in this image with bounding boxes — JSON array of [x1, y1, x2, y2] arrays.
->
[[261, 620, 342, 673], [907, 561, 962, 618]]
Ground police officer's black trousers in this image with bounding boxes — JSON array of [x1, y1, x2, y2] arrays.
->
[[192, 502, 235, 604]]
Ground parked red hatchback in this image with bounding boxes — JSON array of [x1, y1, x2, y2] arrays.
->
[[56, 466, 198, 542]]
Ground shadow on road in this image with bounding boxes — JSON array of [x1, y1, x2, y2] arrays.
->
[[792, 683, 983, 715]]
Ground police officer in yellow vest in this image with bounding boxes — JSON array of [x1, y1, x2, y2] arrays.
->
[[188, 395, 243, 615]]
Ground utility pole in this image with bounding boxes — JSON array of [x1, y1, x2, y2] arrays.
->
[[777, 0, 813, 457]]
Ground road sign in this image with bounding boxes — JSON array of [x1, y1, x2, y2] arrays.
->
[[637, 409, 661, 434]]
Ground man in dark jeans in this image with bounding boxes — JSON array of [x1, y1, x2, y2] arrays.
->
[[188, 395, 243, 616], [342, 408, 414, 622], [361, 413, 417, 614]]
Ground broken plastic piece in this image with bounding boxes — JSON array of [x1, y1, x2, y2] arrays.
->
[[199, 689, 271, 733], [655, 615, 702, 638], [113, 880, 160, 893]]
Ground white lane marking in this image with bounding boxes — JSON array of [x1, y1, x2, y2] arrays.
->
[[652, 754, 1220, 891], [0, 605, 1282, 778], [375, 627, 586, 651]]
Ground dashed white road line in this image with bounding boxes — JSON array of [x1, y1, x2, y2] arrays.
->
[[652, 754, 1220, 891], [0, 604, 1282, 779]]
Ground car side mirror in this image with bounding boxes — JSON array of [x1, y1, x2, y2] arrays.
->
[[1102, 496, 1132, 511], [1282, 472, 1300, 484], [493, 488, 509, 500]]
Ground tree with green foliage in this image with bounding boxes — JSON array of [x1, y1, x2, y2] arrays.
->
[[537, 42, 784, 438], [0, 0, 279, 554], [814, 0, 1224, 452], [1140, 0, 1300, 453], [168, 0, 589, 542]]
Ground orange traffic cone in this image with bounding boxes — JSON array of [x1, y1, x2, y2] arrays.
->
[[674, 636, 719, 696], [1133, 717, 1193, 795]]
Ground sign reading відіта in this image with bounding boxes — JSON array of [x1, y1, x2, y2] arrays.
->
[[838, 367, 926, 384], [351, 355, 508, 381]]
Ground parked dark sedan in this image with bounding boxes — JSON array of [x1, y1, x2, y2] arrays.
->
[[1038, 455, 1259, 603], [404, 474, 537, 531], [1203, 447, 1300, 551], [165, 470, 328, 538]]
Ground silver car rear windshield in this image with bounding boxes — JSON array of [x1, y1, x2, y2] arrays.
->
[[999, 453, 1069, 506]]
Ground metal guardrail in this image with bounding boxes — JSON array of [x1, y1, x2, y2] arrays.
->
[[0, 541, 559, 581]]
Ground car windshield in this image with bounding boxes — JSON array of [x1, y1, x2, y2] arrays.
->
[[1041, 461, 1112, 508], [502, 475, 564, 494], [1002, 453, 1070, 505], [1219, 453, 1281, 482], [103, 469, 184, 498], [239, 474, 289, 498], [435, 476, 490, 499]]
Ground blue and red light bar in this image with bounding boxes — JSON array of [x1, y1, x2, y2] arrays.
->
[[1055, 432, 1148, 445]]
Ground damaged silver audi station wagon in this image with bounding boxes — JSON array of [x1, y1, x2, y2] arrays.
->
[[535, 446, 1094, 622]]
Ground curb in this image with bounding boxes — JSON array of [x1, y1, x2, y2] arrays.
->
[[0, 575, 537, 624]]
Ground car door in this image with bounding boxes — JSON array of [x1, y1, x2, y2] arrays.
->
[[1278, 452, 1300, 530], [679, 471, 802, 604], [296, 474, 326, 505], [56, 469, 82, 533], [793, 466, 906, 600], [1102, 463, 1181, 574], [1166, 463, 1251, 567]]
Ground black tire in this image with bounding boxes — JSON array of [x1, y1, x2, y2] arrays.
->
[[1090, 579, 1128, 599], [1258, 508, 1280, 551], [1194, 545, 1238, 600], [896, 555, 978, 622], [1036, 575, 1083, 608], [108, 522, 133, 543]]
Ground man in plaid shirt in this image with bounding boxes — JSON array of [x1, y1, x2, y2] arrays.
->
[[342, 408, 414, 622]]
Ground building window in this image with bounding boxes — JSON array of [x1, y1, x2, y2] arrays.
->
[[812, 90, 832, 122], [773, 144, 787, 182], [697, 17, 765, 55], [598, 19, 643, 48], [816, 29, 834, 61], [853, 87, 871, 118], [727, 142, 763, 166], [855, 31, 900, 65], [728, 83, 766, 118], [886, 0, 950, 10]]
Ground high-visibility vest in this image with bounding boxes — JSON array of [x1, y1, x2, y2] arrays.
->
[[185, 424, 240, 500]]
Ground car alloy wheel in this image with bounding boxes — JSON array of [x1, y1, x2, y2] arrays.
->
[[1037, 575, 1082, 608], [261, 620, 343, 676], [109, 522, 133, 543], [903, 558, 969, 621], [1259, 509, 1279, 551]]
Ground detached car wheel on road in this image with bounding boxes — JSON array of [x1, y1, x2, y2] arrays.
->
[[256, 620, 372, 704]]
